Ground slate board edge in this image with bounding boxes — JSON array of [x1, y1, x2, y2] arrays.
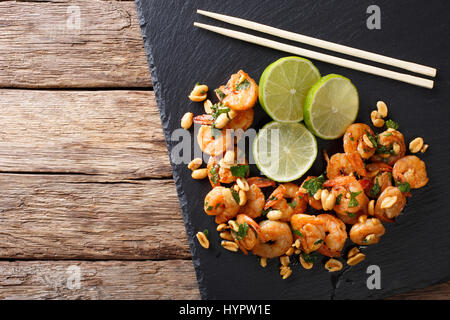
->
[[134, 0, 449, 300], [134, 0, 208, 300]]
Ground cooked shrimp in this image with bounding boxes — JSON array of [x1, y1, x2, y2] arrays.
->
[[336, 212, 362, 225], [225, 109, 254, 131], [349, 215, 385, 245], [300, 176, 323, 210], [233, 214, 266, 253], [393, 155, 429, 189], [291, 214, 325, 254], [316, 214, 348, 257], [239, 184, 265, 219], [197, 125, 232, 156], [326, 153, 355, 179], [265, 183, 307, 221], [323, 176, 369, 217], [373, 172, 393, 195], [247, 177, 276, 188], [252, 220, 293, 258], [374, 186, 406, 222], [343, 123, 377, 176], [207, 156, 236, 187], [217, 70, 258, 111], [371, 129, 406, 165], [204, 186, 240, 224]]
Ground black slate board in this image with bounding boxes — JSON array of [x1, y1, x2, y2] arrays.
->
[[135, 0, 450, 299]]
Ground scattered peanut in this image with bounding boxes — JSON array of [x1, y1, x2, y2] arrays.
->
[[238, 189, 247, 206], [196, 232, 209, 249], [214, 113, 230, 129], [285, 247, 295, 256], [347, 247, 360, 259], [325, 258, 343, 272], [363, 134, 374, 148], [363, 234, 378, 245], [380, 196, 397, 209], [219, 231, 234, 241], [203, 99, 213, 114], [188, 84, 208, 102], [221, 240, 239, 252], [373, 118, 385, 128], [322, 191, 336, 211], [280, 256, 290, 267], [409, 137, 424, 154], [368, 200, 375, 216], [260, 257, 267, 268], [280, 266, 292, 279], [267, 210, 283, 221], [299, 255, 314, 270], [347, 253, 366, 266], [376, 101, 388, 118], [371, 110, 384, 127], [191, 168, 208, 180], [216, 223, 229, 232], [187, 158, 202, 171], [236, 178, 249, 192], [313, 189, 322, 200], [228, 220, 240, 233], [181, 112, 194, 130], [420, 144, 429, 153]]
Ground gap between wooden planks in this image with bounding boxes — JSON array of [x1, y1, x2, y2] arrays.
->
[[0, 0, 447, 299]]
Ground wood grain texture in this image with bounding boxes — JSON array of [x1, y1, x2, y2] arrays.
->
[[0, 89, 171, 178], [0, 260, 200, 299], [0, 0, 151, 88], [0, 174, 190, 260]]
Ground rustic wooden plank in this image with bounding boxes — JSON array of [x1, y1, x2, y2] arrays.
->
[[0, 260, 200, 299], [0, 174, 191, 260], [0, 89, 171, 178], [389, 282, 450, 300], [0, 0, 151, 88]]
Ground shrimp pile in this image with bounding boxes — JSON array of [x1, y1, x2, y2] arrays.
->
[[184, 73, 429, 279]]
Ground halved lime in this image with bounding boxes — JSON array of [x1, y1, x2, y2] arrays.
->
[[304, 74, 359, 140], [253, 121, 317, 182], [259, 57, 321, 123]]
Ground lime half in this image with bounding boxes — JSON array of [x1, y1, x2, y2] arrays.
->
[[253, 121, 317, 182], [259, 57, 321, 123], [304, 74, 359, 140]]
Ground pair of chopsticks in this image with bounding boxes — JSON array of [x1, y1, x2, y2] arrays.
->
[[194, 10, 436, 89]]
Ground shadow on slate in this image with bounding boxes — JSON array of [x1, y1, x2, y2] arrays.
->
[[135, 0, 450, 299]]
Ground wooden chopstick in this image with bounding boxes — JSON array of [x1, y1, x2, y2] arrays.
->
[[193, 22, 434, 89], [197, 9, 437, 78]]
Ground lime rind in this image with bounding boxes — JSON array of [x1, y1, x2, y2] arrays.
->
[[253, 121, 317, 182], [259, 57, 321, 123], [304, 74, 359, 140]]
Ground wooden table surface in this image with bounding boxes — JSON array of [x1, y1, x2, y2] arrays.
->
[[0, 0, 447, 300]]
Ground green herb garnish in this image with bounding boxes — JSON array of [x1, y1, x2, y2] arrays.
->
[[314, 239, 323, 245], [235, 79, 250, 91], [348, 191, 362, 208], [215, 89, 226, 100], [289, 201, 297, 208], [347, 212, 356, 218], [385, 119, 399, 130], [293, 229, 303, 237], [230, 188, 240, 204], [303, 174, 326, 196], [206, 205, 213, 211], [369, 180, 381, 198], [211, 127, 222, 140], [336, 194, 343, 205], [365, 130, 378, 148], [210, 165, 219, 184], [261, 208, 271, 217], [269, 196, 278, 201], [203, 229, 209, 238], [302, 252, 317, 264], [230, 164, 249, 178], [396, 181, 411, 193], [235, 222, 249, 240]]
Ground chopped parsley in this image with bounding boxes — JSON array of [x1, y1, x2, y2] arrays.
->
[[269, 196, 278, 201], [261, 208, 271, 217], [209, 165, 219, 184], [215, 88, 226, 101], [289, 200, 297, 208], [206, 205, 213, 211], [230, 188, 240, 204], [365, 130, 378, 148], [348, 191, 362, 208], [396, 181, 411, 193], [336, 194, 343, 205], [303, 174, 326, 196], [234, 222, 249, 240], [314, 239, 323, 245], [211, 127, 222, 140], [302, 252, 317, 264], [385, 119, 399, 130], [347, 212, 356, 218], [384, 132, 393, 137], [293, 229, 303, 237], [203, 229, 209, 238], [230, 164, 249, 178], [369, 180, 381, 198], [235, 79, 251, 91]]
